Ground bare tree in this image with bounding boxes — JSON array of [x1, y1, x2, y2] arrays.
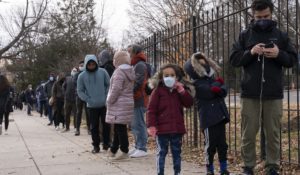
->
[[0, 0, 48, 59]]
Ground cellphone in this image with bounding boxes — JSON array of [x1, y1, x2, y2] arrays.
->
[[264, 43, 274, 48]]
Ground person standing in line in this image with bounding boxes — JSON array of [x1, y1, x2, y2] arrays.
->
[[230, 0, 297, 174], [62, 68, 77, 132], [45, 74, 56, 125], [51, 73, 66, 130], [184, 52, 230, 175], [77, 55, 110, 153], [74, 61, 91, 136], [147, 63, 194, 175], [0, 75, 11, 135], [36, 81, 48, 118], [25, 84, 35, 116], [127, 44, 149, 158], [106, 51, 135, 160]]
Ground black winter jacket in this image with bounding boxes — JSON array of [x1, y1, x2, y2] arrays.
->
[[184, 53, 230, 129], [230, 21, 297, 99]]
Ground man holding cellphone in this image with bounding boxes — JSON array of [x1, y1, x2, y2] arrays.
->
[[230, 0, 297, 174]]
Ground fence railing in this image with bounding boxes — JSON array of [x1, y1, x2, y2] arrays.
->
[[141, 0, 300, 165]]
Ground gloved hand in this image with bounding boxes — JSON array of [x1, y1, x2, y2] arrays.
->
[[211, 86, 221, 93], [147, 126, 157, 137], [215, 77, 224, 85], [175, 81, 185, 94]]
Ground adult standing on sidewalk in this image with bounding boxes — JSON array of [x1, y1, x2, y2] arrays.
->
[[106, 51, 135, 160], [77, 55, 110, 153], [127, 44, 149, 158], [62, 68, 77, 132], [74, 61, 90, 136], [230, 0, 297, 174], [51, 74, 66, 130], [45, 74, 56, 125], [98, 49, 115, 77], [0, 75, 11, 135], [25, 84, 35, 116], [36, 81, 48, 118]]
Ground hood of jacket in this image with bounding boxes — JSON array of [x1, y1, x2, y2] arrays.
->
[[84, 54, 99, 71], [98, 50, 112, 67], [131, 52, 147, 65], [119, 64, 135, 81], [184, 52, 221, 79]]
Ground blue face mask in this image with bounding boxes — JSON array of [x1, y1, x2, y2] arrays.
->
[[163, 77, 176, 88], [254, 19, 275, 31]]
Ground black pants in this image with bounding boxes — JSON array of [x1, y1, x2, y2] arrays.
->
[[110, 124, 129, 154], [54, 98, 65, 127], [203, 121, 228, 165], [39, 100, 48, 117], [64, 101, 76, 129], [76, 97, 90, 131], [88, 107, 111, 150], [0, 111, 9, 130]]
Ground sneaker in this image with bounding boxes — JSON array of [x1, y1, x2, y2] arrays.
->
[[75, 130, 80, 136], [128, 148, 136, 155], [91, 147, 100, 154], [206, 171, 214, 175], [242, 167, 254, 175], [129, 150, 148, 158], [220, 170, 230, 175], [47, 122, 53, 126], [55, 126, 60, 131], [107, 151, 116, 158], [112, 152, 129, 160], [61, 129, 70, 133], [0, 125, 2, 135]]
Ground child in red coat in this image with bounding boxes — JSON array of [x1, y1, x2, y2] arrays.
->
[[147, 63, 194, 175]]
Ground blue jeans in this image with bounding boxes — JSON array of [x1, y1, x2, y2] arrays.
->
[[131, 107, 147, 152], [156, 134, 182, 175]]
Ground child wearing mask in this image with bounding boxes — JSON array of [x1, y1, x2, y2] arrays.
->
[[147, 63, 194, 175], [184, 52, 230, 175]]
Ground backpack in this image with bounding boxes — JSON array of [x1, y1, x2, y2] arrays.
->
[[145, 62, 155, 95]]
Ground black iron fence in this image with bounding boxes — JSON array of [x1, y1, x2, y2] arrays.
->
[[141, 0, 300, 165]]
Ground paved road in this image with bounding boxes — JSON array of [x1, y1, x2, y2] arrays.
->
[[0, 110, 204, 175], [226, 90, 300, 107]]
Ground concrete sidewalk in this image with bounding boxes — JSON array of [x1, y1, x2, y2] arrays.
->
[[0, 110, 205, 175]]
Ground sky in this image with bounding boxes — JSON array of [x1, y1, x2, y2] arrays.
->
[[0, 0, 131, 48]]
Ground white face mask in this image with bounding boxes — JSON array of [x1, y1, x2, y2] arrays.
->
[[49, 76, 54, 81], [79, 66, 84, 71], [163, 77, 176, 88], [71, 71, 77, 76]]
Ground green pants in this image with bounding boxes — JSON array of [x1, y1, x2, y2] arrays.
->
[[241, 98, 282, 171]]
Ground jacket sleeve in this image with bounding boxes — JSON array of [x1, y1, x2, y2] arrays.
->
[[230, 31, 257, 67], [107, 71, 123, 105], [179, 91, 194, 108], [51, 83, 57, 99], [133, 62, 146, 93], [147, 88, 159, 127], [103, 70, 110, 97], [76, 74, 90, 102], [274, 33, 297, 68]]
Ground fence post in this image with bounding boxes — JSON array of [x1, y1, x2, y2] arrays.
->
[[192, 16, 198, 147], [153, 33, 157, 72]]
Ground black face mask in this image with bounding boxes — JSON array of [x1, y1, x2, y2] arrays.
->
[[87, 66, 98, 72], [253, 19, 276, 31]]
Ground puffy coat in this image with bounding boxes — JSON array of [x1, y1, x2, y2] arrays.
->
[[147, 79, 194, 135], [106, 64, 135, 124], [184, 52, 230, 129]]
